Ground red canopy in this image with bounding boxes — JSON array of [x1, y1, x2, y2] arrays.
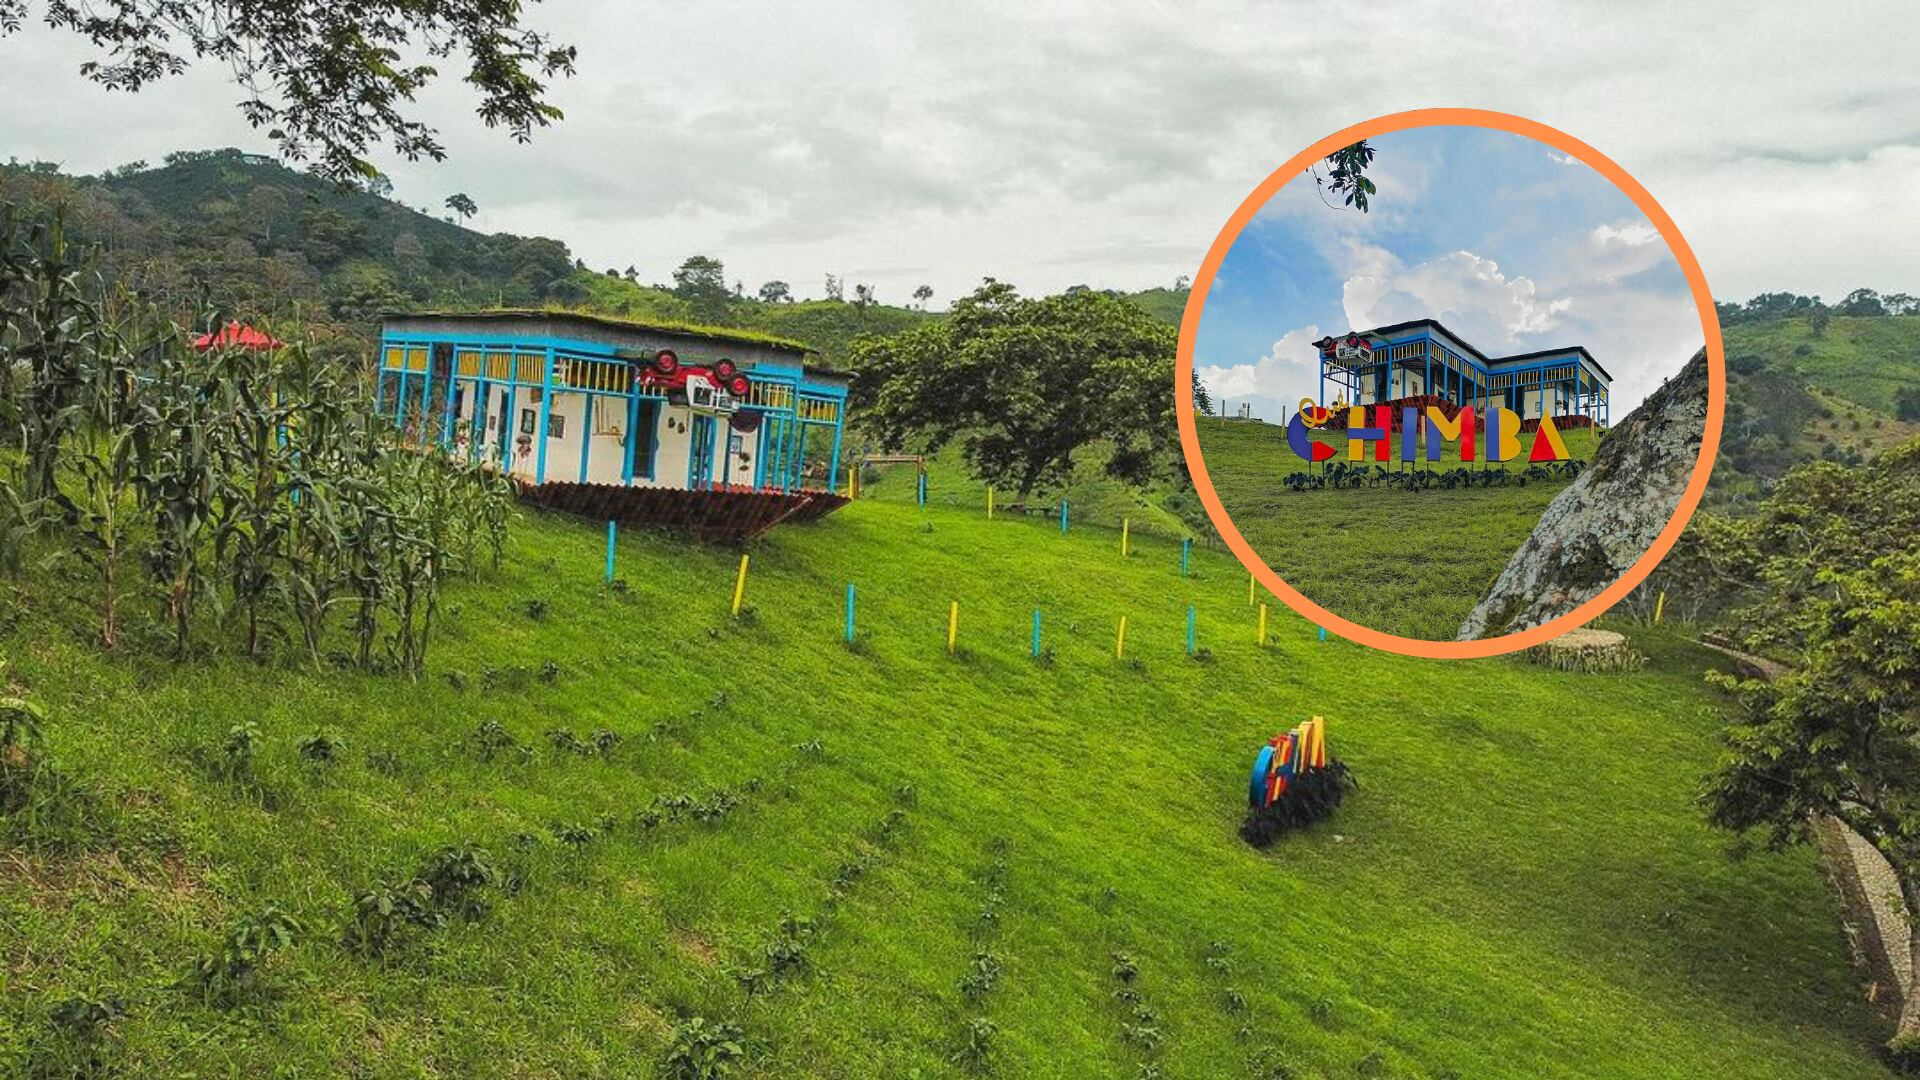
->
[[192, 321, 285, 352]]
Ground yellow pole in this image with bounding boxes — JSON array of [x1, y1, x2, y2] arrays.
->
[[1121, 518, 1130, 558], [1115, 615, 1128, 660], [947, 600, 959, 654], [849, 464, 858, 500], [1258, 602, 1268, 647], [1248, 571, 1256, 606], [730, 554, 750, 617], [1654, 589, 1666, 625]]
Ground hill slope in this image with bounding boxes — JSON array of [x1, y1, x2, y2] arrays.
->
[[1714, 314, 1920, 506], [0, 497, 1885, 1078], [1194, 418, 1601, 640]]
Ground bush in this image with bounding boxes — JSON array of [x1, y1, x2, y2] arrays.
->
[[1889, 1032, 1920, 1074], [190, 905, 304, 1003], [417, 842, 497, 920], [661, 1016, 746, 1080], [342, 879, 436, 958]]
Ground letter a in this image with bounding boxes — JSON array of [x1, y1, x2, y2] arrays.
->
[[1528, 414, 1570, 462]]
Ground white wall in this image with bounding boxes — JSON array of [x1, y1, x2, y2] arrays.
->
[[453, 383, 755, 490]]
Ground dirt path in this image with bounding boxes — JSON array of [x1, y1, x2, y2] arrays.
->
[[1698, 636, 1912, 1012]]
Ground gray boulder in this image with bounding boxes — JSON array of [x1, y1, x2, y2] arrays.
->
[[1458, 349, 1709, 639]]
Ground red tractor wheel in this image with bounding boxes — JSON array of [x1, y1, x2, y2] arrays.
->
[[728, 374, 751, 397], [652, 349, 680, 376], [714, 357, 738, 379]]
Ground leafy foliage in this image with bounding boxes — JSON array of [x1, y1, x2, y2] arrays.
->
[[0, 206, 517, 671], [852, 280, 1180, 496], [0, 0, 577, 183], [189, 904, 304, 1003]]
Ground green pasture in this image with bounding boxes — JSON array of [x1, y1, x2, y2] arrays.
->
[[1193, 420, 1600, 641], [0, 490, 1888, 1078]]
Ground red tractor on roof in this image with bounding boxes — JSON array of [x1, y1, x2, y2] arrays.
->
[[633, 349, 753, 414]]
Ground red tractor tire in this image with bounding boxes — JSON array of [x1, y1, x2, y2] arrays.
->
[[713, 357, 738, 379], [728, 374, 751, 397], [652, 350, 680, 376]]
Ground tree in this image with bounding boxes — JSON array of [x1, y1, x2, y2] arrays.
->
[[671, 255, 730, 320], [623, 265, 638, 282], [1192, 368, 1213, 416], [1314, 141, 1377, 212], [444, 193, 478, 224], [823, 274, 844, 302], [1691, 441, 1920, 1065], [851, 280, 1179, 497], [1173, 274, 1190, 292], [1703, 549, 1920, 1065], [852, 283, 874, 310], [1836, 287, 1886, 317], [3, 0, 578, 183], [912, 284, 933, 309], [758, 280, 791, 304], [1896, 386, 1920, 422]]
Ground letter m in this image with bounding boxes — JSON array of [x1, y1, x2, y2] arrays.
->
[[1425, 406, 1477, 462]]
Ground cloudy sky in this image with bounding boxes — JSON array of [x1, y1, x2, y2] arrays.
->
[[1196, 126, 1700, 421], [2, 1, 1917, 322]]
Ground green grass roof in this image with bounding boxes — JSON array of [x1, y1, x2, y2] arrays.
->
[[389, 305, 819, 357]]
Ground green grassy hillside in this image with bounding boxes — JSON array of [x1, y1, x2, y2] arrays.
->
[[0, 496, 1885, 1078], [1194, 419, 1600, 640], [1714, 316, 1920, 506]]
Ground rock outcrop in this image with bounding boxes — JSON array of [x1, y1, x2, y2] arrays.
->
[[1458, 348, 1709, 640]]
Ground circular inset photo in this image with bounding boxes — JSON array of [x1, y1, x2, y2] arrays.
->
[[1177, 110, 1723, 657]]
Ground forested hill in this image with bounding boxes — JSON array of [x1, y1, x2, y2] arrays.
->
[[0, 149, 1186, 366], [1712, 312, 1920, 508]]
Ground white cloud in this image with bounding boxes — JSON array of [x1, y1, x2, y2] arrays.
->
[[0, 0, 1915, 305], [1199, 324, 1320, 417], [1345, 250, 1570, 348]]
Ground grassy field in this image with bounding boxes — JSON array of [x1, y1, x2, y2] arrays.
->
[[0, 490, 1888, 1078], [1193, 419, 1601, 640]]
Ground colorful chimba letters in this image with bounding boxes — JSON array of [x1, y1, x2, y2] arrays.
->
[[1286, 401, 1567, 464]]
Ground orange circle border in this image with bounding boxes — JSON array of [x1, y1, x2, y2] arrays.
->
[[1176, 108, 1725, 659]]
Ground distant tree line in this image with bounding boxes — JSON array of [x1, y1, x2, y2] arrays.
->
[[1716, 287, 1920, 326]]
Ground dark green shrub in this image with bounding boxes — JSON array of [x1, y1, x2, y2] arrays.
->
[[297, 732, 339, 763], [661, 1016, 745, 1080], [950, 1017, 997, 1072], [341, 879, 435, 958], [417, 843, 496, 920], [190, 904, 304, 1003]]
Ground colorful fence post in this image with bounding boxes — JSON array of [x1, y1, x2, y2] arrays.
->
[[1121, 518, 1131, 558], [1031, 608, 1043, 659], [1186, 604, 1196, 656], [731, 554, 750, 617], [1181, 537, 1191, 577], [1258, 602, 1268, 647], [917, 471, 927, 507], [987, 486, 995, 520], [948, 600, 959, 655], [1318, 626, 1328, 643], [1654, 589, 1667, 625], [605, 519, 617, 583], [845, 583, 857, 644], [1059, 499, 1069, 535], [1249, 571, 1256, 606], [1115, 615, 1128, 660]]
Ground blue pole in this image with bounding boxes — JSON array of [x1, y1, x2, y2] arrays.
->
[[1186, 605, 1196, 655], [917, 471, 927, 507], [1031, 609, 1042, 659], [845, 583, 856, 644], [1318, 626, 1328, 643], [1060, 499, 1069, 535], [605, 520, 616, 582], [1181, 537, 1191, 577]]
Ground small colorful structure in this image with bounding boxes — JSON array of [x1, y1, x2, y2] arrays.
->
[[1241, 717, 1354, 847]]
